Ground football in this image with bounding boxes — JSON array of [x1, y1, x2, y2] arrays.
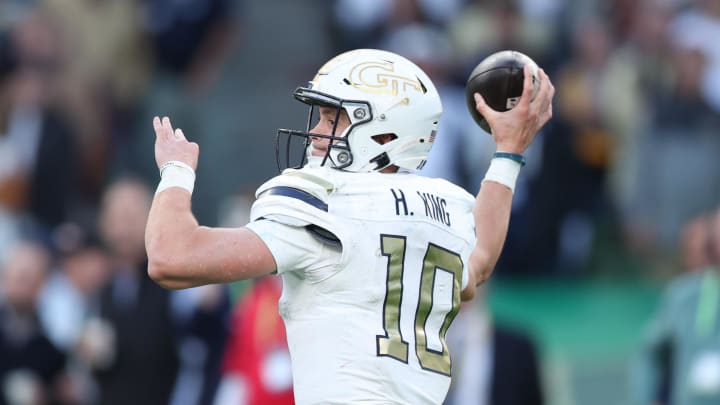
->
[[465, 50, 540, 133]]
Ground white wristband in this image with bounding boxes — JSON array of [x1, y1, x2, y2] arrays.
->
[[156, 160, 196, 195], [482, 157, 522, 193]]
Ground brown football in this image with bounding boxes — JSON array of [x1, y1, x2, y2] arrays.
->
[[465, 50, 539, 134]]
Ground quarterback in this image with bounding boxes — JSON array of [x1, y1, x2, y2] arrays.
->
[[145, 49, 554, 404]]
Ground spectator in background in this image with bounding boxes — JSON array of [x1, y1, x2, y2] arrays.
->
[[603, 0, 676, 252], [326, 0, 394, 52], [679, 213, 715, 273], [40, 227, 110, 353], [129, 0, 240, 225], [327, 0, 466, 53], [0, 32, 23, 261], [170, 281, 230, 405], [86, 177, 229, 405], [632, 210, 720, 405], [525, 16, 617, 276], [38, 227, 111, 404], [0, 11, 80, 245], [89, 177, 180, 405], [624, 37, 720, 261], [42, 0, 151, 211], [0, 240, 67, 405], [447, 0, 559, 75], [670, 0, 720, 113], [139, 0, 236, 94]]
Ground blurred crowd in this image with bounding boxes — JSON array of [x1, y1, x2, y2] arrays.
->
[[632, 208, 720, 405], [0, 0, 720, 404]]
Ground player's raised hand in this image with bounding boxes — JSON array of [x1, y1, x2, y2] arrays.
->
[[474, 65, 554, 154], [153, 116, 200, 171]]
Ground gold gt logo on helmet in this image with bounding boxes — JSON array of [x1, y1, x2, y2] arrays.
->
[[348, 61, 425, 98]]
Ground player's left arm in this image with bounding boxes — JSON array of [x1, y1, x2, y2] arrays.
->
[[462, 66, 554, 300], [145, 117, 277, 290], [461, 182, 513, 301]]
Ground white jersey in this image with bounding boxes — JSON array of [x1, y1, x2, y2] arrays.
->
[[247, 166, 476, 405]]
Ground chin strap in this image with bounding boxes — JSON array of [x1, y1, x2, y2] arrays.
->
[[369, 152, 391, 170]]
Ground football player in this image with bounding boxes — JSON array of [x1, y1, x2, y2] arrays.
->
[[145, 49, 554, 404]]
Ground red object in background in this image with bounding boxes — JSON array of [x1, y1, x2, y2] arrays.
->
[[220, 277, 294, 405]]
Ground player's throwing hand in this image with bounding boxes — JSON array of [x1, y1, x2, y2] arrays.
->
[[474, 65, 554, 154]]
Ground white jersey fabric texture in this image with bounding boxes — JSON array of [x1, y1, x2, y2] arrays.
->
[[246, 166, 475, 405]]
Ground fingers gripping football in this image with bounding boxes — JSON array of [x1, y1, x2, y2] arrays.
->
[[153, 116, 200, 171], [475, 65, 554, 154], [535, 69, 555, 126]]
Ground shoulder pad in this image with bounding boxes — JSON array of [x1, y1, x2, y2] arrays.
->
[[255, 168, 335, 202], [250, 168, 337, 230]]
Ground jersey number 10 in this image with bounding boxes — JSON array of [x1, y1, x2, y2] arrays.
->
[[376, 234, 463, 376]]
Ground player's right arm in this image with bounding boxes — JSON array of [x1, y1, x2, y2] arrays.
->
[[462, 65, 555, 300], [145, 117, 277, 290]]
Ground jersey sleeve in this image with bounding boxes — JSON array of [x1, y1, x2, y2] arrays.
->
[[247, 168, 344, 278], [245, 220, 340, 277]]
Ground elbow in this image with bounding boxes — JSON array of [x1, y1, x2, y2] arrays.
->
[[147, 252, 177, 289], [147, 257, 167, 286], [475, 265, 493, 285], [146, 243, 187, 290], [145, 227, 209, 290], [474, 264, 494, 286], [469, 249, 495, 286], [461, 284, 476, 302]]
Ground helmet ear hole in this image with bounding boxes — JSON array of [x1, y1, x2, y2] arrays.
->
[[371, 133, 397, 145]]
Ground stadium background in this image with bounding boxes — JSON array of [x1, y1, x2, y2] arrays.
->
[[1, 0, 720, 404]]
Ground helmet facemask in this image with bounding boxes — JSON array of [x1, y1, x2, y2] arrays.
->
[[276, 86, 373, 172]]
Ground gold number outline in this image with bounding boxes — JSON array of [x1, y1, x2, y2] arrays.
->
[[414, 243, 463, 376], [376, 235, 463, 376], [376, 234, 410, 363]]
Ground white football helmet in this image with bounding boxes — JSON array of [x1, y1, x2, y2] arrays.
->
[[277, 49, 443, 172]]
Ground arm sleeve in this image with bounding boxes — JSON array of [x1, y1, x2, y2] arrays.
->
[[246, 219, 341, 277]]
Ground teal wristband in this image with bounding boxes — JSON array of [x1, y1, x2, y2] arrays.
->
[[493, 152, 526, 166]]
